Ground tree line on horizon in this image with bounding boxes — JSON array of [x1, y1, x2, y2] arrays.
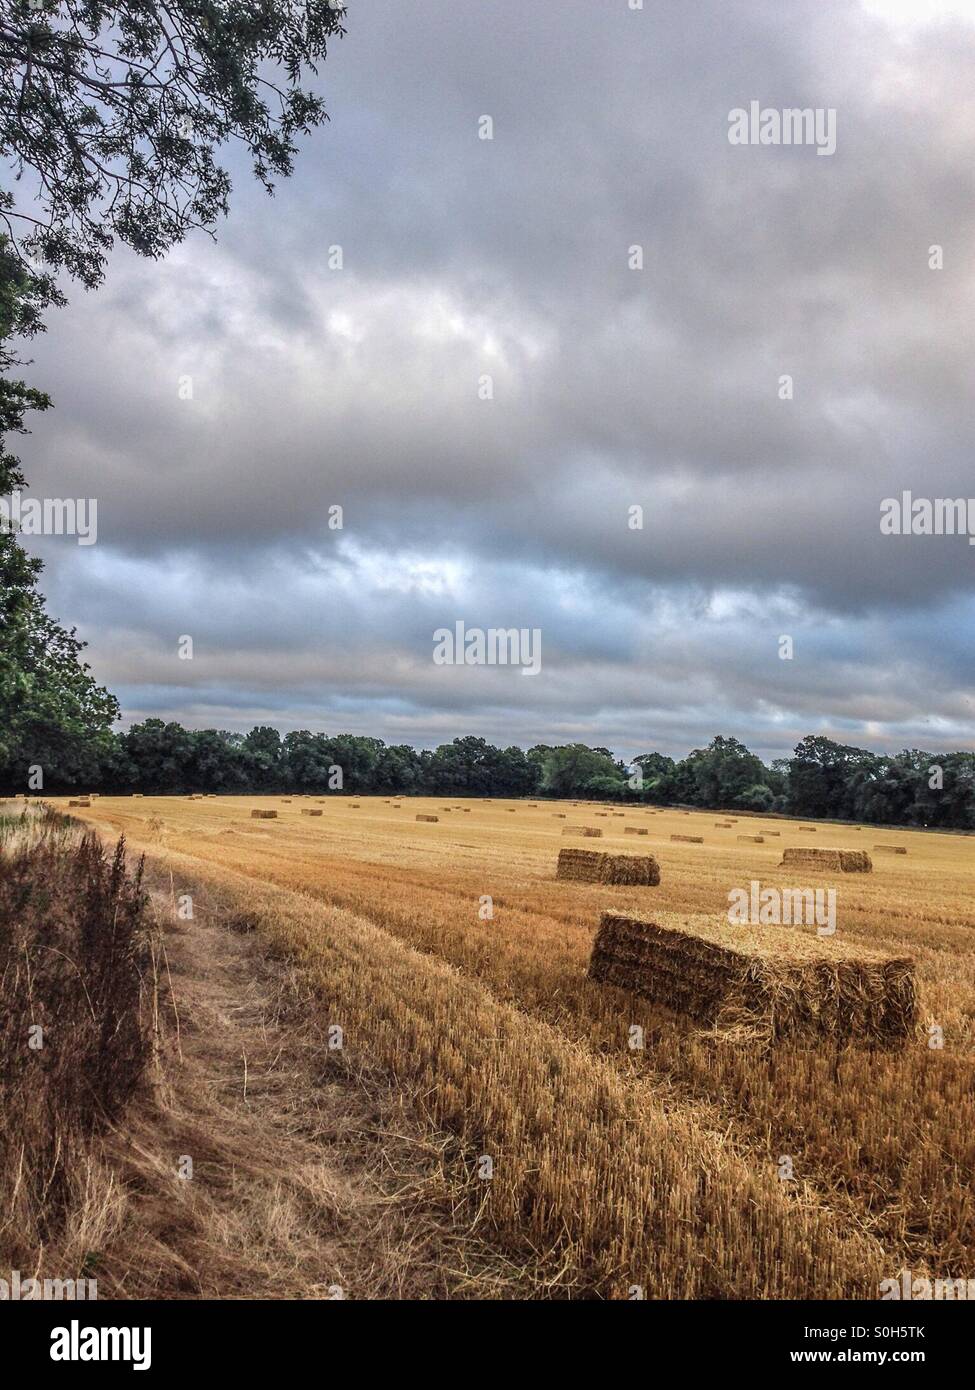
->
[[3, 723, 973, 829]]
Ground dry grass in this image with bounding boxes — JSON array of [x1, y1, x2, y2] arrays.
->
[[52, 793, 975, 1295], [0, 809, 156, 1273]]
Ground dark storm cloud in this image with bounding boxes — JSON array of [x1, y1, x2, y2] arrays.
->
[[13, 0, 975, 755]]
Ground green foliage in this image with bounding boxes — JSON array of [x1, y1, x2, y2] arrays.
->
[[0, 0, 346, 286], [0, 237, 117, 789], [539, 744, 626, 799]]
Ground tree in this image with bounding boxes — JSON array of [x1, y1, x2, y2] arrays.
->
[[631, 751, 677, 803], [680, 735, 771, 810], [0, 0, 347, 287], [0, 238, 118, 790], [540, 744, 626, 799]]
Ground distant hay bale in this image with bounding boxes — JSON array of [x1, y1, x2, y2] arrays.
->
[[611, 813, 625, 818], [68, 800, 91, 808], [737, 834, 765, 843], [874, 844, 908, 855], [556, 848, 660, 886], [132, 794, 143, 798], [671, 834, 703, 844], [780, 847, 872, 873], [507, 808, 517, 812], [624, 826, 649, 835], [799, 826, 817, 833], [416, 814, 439, 822], [462, 808, 471, 812], [280, 799, 292, 804], [714, 822, 733, 828], [350, 803, 360, 808], [580, 827, 603, 837], [765, 831, 781, 836], [552, 812, 567, 818], [588, 910, 916, 1046], [251, 809, 277, 819], [301, 809, 323, 817], [594, 812, 609, 818]]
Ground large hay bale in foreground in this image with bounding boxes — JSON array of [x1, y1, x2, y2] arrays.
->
[[588, 911, 916, 1046], [780, 847, 872, 873], [671, 833, 703, 844], [556, 849, 660, 886], [416, 814, 439, 822], [874, 844, 907, 855], [251, 809, 277, 819]]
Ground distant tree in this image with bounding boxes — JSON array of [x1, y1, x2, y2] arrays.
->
[[540, 744, 626, 799], [786, 736, 878, 821], [680, 735, 771, 810], [631, 751, 677, 803]]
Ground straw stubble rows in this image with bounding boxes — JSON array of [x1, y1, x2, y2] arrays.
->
[[59, 794, 975, 1298]]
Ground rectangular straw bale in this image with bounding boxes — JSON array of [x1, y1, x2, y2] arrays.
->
[[416, 814, 439, 822], [588, 910, 916, 1046], [874, 844, 907, 854], [556, 848, 660, 886], [780, 847, 872, 873], [624, 826, 649, 835], [671, 833, 703, 844], [737, 834, 765, 843], [251, 809, 277, 819], [301, 809, 323, 817]]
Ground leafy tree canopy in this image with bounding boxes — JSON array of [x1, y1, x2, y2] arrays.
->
[[0, 0, 346, 289]]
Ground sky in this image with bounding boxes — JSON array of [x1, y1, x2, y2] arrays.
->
[[13, 0, 975, 763]]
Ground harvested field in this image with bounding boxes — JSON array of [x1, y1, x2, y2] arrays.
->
[[49, 794, 975, 1301], [588, 911, 917, 1046], [556, 848, 660, 886], [781, 847, 872, 873]]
